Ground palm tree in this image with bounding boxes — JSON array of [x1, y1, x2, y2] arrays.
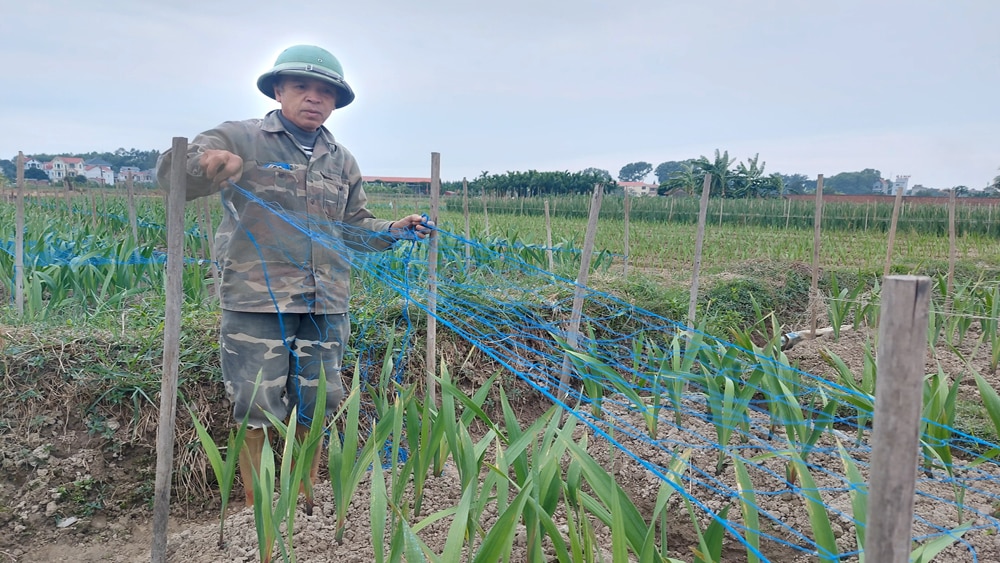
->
[[727, 154, 783, 198], [660, 162, 700, 195], [694, 149, 735, 197]]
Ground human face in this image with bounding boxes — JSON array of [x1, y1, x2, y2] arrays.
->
[[274, 76, 338, 131]]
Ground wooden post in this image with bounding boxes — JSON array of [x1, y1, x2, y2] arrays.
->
[[425, 152, 441, 407], [151, 137, 188, 563], [883, 183, 905, 280], [688, 174, 712, 327], [89, 191, 98, 229], [462, 177, 471, 269], [63, 178, 72, 215], [127, 172, 139, 242], [945, 188, 957, 310], [785, 198, 791, 229], [482, 196, 490, 237], [865, 275, 931, 563], [623, 191, 631, 277], [558, 184, 604, 398], [717, 197, 724, 227], [809, 175, 824, 338], [544, 200, 554, 272], [14, 153, 25, 317]]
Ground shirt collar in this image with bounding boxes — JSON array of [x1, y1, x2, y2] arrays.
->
[[262, 109, 336, 147]]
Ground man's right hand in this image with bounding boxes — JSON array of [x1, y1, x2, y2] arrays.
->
[[200, 149, 244, 186]]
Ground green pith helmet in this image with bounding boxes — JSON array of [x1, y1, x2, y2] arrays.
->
[[256, 45, 355, 108]]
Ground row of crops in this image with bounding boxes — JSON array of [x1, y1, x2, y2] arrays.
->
[[3, 190, 1000, 560], [438, 192, 1000, 237]]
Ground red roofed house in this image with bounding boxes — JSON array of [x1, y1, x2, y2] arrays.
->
[[362, 175, 432, 194], [84, 164, 115, 185], [43, 156, 86, 181]]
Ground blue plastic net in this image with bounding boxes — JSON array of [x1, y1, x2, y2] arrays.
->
[[3, 185, 1000, 561]]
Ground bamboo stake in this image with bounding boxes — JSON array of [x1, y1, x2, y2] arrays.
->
[[151, 137, 188, 563], [623, 191, 631, 277], [202, 197, 221, 302], [14, 153, 25, 316], [482, 196, 490, 237], [688, 174, 712, 327], [63, 177, 71, 215], [544, 200, 554, 272], [810, 175, 824, 338], [89, 191, 98, 229], [946, 188, 957, 310], [883, 180, 905, 280], [462, 177, 471, 269], [127, 172, 138, 242], [558, 184, 604, 399], [425, 152, 441, 407], [865, 275, 931, 563]]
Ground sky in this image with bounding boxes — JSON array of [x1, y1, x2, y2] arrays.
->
[[2, 0, 998, 189]]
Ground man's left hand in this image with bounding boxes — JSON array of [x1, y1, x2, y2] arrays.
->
[[389, 214, 434, 239]]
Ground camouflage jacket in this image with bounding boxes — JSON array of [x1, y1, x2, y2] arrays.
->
[[155, 110, 395, 314]]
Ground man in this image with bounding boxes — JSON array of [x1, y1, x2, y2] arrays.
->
[[156, 44, 432, 512]]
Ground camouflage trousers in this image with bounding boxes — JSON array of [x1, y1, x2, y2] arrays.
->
[[220, 310, 348, 429]]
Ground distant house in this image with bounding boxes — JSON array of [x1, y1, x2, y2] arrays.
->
[[891, 175, 910, 196], [24, 158, 43, 170], [116, 166, 154, 185], [118, 166, 140, 183], [84, 157, 114, 168], [44, 156, 86, 181], [872, 178, 891, 194], [619, 181, 659, 197], [84, 164, 115, 185], [362, 175, 432, 193]]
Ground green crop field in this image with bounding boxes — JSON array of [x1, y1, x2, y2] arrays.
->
[[3, 190, 1000, 561]]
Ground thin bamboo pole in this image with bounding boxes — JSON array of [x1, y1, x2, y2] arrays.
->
[[810, 175, 824, 338], [946, 188, 957, 308], [623, 191, 631, 277], [202, 197, 220, 302], [127, 172, 138, 242], [151, 137, 188, 563], [14, 153, 25, 316], [688, 174, 712, 327], [482, 196, 489, 237], [425, 152, 440, 407], [558, 184, 604, 399], [883, 182, 906, 280], [63, 177, 71, 214], [462, 177, 471, 269], [544, 200, 554, 272], [865, 275, 931, 563]]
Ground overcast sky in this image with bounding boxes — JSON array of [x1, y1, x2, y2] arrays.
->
[[2, 1, 998, 189]]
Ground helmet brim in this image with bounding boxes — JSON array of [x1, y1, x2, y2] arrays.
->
[[257, 68, 355, 108]]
